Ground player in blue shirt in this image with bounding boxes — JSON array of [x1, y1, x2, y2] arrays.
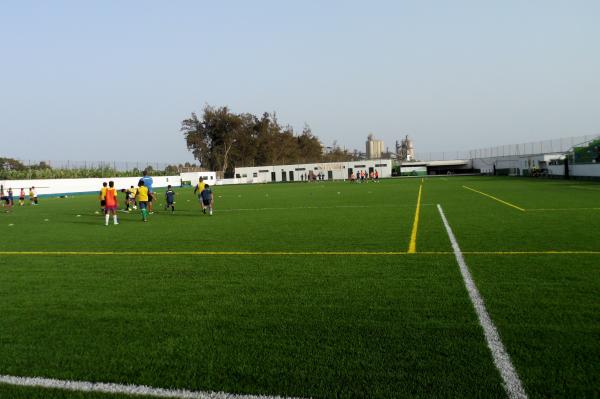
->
[[165, 185, 175, 213], [141, 170, 154, 213], [200, 184, 213, 215]]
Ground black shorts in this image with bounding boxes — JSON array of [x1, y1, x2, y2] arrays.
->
[[202, 200, 211, 206], [147, 193, 153, 202], [100, 200, 106, 207]]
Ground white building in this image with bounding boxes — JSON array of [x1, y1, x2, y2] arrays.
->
[[234, 160, 393, 183]]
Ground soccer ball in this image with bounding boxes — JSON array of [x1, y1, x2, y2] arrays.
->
[[133, 206, 137, 210]]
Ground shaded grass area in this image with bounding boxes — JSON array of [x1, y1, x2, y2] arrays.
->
[[467, 255, 600, 398], [0, 385, 141, 399], [0, 255, 505, 398]]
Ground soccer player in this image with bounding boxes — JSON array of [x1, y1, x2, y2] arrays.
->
[[200, 184, 214, 215], [104, 181, 119, 226], [29, 186, 38, 205], [194, 177, 206, 209], [128, 185, 137, 210], [7, 188, 13, 209], [99, 182, 108, 212], [19, 188, 25, 206], [165, 185, 175, 213], [193, 177, 206, 196], [136, 180, 149, 222], [141, 170, 154, 213], [120, 188, 130, 211]]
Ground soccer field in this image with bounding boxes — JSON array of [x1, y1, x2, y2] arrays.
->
[[0, 176, 598, 398]]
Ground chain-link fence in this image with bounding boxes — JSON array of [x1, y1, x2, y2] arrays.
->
[[414, 134, 599, 161]]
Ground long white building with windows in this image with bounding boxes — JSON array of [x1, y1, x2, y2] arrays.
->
[[233, 159, 393, 184]]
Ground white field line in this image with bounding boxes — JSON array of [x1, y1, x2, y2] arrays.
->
[[436, 204, 528, 399], [0, 375, 303, 399]]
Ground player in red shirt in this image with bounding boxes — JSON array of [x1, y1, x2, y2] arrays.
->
[[104, 181, 119, 226]]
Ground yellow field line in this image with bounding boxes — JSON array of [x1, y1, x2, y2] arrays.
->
[[526, 208, 600, 211], [0, 251, 409, 256], [0, 250, 598, 256], [463, 186, 525, 212], [407, 180, 423, 253]]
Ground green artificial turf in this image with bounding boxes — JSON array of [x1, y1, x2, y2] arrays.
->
[[0, 176, 598, 398], [468, 255, 600, 398]]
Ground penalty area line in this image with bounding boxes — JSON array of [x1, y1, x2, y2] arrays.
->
[[0, 374, 302, 399], [437, 204, 527, 399], [463, 186, 525, 212]]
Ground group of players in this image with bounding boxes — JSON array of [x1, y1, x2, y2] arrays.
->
[[350, 169, 379, 183], [98, 171, 214, 226], [0, 185, 39, 212]]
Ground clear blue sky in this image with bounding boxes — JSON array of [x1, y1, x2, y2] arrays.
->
[[1, 0, 599, 163]]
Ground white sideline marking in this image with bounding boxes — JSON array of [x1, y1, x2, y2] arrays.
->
[[0, 375, 302, 399], [436, 204, 528, 399]]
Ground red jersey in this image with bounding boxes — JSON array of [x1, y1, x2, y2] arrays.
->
[[105, 188, 118, 207]]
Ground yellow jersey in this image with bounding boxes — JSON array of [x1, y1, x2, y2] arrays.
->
[[137, 186, 149, 202], [100, 187, 107, 200]]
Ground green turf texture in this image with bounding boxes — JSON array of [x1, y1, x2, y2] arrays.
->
[[0, 176, 599, 398]]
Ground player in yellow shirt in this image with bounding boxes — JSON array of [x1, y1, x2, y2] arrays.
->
[[99, 182, 108, 212], [126, 185, 137, 211], [193, 177, 206, 209], [136, 180, 149, 222], [29, 186, 38, 205]]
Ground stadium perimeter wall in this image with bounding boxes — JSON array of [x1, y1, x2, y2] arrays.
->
[[472, 154, 600, 178], [0, 176, 182, 197], [548, 163, 600, 178], [472, 153, 564, 174]]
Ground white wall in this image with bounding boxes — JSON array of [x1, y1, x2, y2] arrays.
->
[[473, 153, 600, 178], [0, 175, 182, 196], [180, 172, 217, 185], [472, 153, 563, 174], [548, 163, 600, 177]]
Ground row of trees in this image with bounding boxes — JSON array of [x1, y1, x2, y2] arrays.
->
[[181, 105, 357, 177], [0, 157, 200, 180]]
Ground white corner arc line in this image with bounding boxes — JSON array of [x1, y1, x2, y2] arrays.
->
[[436, 204, 528, 399], [0, 375, 304, 399]]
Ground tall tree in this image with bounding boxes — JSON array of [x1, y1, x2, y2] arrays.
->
[[182, 105, 357, 173], [297, 124, 323, 163], [181, 105, 243, 177]]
